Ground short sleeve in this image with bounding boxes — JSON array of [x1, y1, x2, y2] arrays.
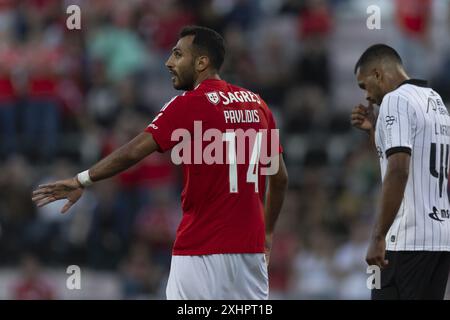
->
[[379, 94, 415, 157], [145, 96, 194, 152]]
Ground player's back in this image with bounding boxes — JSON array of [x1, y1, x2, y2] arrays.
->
[[152, 79, 281, 255], [377, 80, 450, 250]]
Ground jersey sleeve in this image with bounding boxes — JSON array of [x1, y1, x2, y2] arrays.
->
[[379, 94, 415, 157], [144, 96, 194, 152]]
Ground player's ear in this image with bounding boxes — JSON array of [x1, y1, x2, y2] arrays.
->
[[373, 68, 382, 83], [195, 55, 209, 73]]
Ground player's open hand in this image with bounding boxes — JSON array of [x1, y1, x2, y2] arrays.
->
[[32, 177, 84, 214], [366, 236, 388, 269], [351, 103, 376, 132]]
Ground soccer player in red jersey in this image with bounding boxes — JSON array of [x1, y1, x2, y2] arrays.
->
[[32, 26, 288, 299]]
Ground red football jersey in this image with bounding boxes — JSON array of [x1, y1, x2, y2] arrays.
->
[[145, 79, 282, 255]]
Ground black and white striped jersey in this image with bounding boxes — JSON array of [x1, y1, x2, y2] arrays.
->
[[375, 79, 450, 251]]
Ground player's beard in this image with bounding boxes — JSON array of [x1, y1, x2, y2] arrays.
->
[[173, 64, 196, 91]]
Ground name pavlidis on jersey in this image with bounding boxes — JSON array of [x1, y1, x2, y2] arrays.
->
[[170, 121, 280, 175]]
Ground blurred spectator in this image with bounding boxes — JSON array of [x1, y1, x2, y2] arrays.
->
[[332, 220, 371, 299], [23, 31, 64, 161], [85, 59, 119, 128], [133, 189, 181, 269], [86, 180, 126, 269], [87, 2, 150, 83], [96, 109, 179, 251], [221, 25, 256, 89], [295, 0, 333, 93], [119, 241, 163, 299], [395, 0, 432, 78], [0, 155, 36, 265], [284, 85, 328, 135], [10, 253, 55, 300], [0, 59, 17, 158], [0, 36, 20, 159], [24, 159, 89, 265], [291, 228, 337, 299], [295, 42, 331, 94], [254, 27, 293, 104], [432, 2, 450, 102], [141, 0, 196, 53], [224, 0, 259, 31], [298, 0, 333, 41]]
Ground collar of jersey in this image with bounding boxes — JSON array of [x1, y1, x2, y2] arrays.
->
[[397, 79, 428, 88], [193, 78, 224, 91]]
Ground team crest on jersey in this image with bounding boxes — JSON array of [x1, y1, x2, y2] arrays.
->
[[206, 92, 220, 105], [385, 115, 396, 126]]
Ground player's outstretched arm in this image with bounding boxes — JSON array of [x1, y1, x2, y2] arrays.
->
[[264, 154, 288, 265], [32, 132, 159, 213], [87, 132, 159, 182]]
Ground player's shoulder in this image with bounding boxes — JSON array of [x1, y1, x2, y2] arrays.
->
[[191, 79, 269, 108], [176, 82, 220, 103], [161, 90, 202, 111], [380, 88, 412, 110], [160, 94, 186, 112], [384, 79, 434, 103], [227, 82, 264, 100], [379, 87, 421, 120]]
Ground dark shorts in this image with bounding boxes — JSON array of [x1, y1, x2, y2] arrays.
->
[[371, 251, 450, 300]]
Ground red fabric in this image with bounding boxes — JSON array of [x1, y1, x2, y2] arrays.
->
[[29, 78, 58, 97], [268, 233, 297, 291], [0, 0, 15, 11], [0, 45, 21, 73], [55, 78, 84, 115], [101, 139, 176, 188], [118, 153, 176, 187], [0, 46, 19, 102], [145, 79, 282, 255], [29, 0, 59, 11], [149, 12, 195, 51], [12, 279, 55, 300], [27, 45, 63, 98], [299, 4, 332, 39], [396, 0, 431, 36], [135, 205, 179, 249], [0, 77, 15, 102]]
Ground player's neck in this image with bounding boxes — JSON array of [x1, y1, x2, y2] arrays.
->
[[387, 69, 410, 92], [193, 72, 221, 88]]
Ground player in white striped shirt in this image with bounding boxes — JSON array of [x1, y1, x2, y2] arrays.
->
[[351, 44, 450, 299]]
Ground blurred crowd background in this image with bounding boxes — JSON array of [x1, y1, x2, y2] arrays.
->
[[0, 0, 449, 299]]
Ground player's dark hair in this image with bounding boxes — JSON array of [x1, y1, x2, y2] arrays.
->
[[354, 44, 403, 74], [180, 26, 225, 71]]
